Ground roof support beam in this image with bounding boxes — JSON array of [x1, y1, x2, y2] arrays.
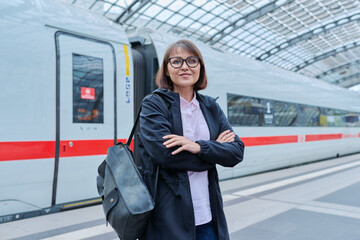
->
[[257, 12, 360, 61], [336, 72, 360, 88], [206, 0, 294, 45], [292, 42, 360, 72], [115, 0, 150, 24], [343, 81, 360, 88], [316, 60, 360, 79], [344, 81, 360, 88]]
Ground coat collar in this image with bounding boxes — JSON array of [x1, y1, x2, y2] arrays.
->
[[153, 88, 217, 108]]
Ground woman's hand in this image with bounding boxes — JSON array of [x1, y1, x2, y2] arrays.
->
[[163, 135, 201, 155], [216, 130, 235, 143]]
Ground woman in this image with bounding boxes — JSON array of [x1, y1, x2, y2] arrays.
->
[[138, 39, 244, 240]]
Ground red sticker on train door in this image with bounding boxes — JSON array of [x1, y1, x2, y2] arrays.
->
[[81, 87, 95, 100]]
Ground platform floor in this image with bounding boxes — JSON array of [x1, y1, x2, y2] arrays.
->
[[1, 153, 360, 240]]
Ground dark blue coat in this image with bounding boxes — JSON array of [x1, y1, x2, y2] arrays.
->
[[138, 88, 244, 240]]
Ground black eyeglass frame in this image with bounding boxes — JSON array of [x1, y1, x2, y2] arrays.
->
[[168, 56, 201, 69]]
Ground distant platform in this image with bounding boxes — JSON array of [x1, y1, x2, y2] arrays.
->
[[1, 153, 360, 240]]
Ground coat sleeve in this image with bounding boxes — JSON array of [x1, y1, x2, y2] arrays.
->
[[139, 94, 215, 171], [196, 103, 244, 167]]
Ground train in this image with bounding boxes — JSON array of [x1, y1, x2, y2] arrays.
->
[[1, 0, 360, 223]]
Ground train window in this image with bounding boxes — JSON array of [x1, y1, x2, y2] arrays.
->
[[298, 105, 320, 126], [337, 111, 347, 127], [344, 114, 359, 127], [273, 102, 297, 126], [73, 53, 104, 123], [319, 108, 328, 127], [227, 94, 263, 126], [226, 93, 360, 128], [324, 108, 344, 127]]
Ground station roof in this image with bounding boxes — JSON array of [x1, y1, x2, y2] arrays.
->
[[70, 0, 360, 89]]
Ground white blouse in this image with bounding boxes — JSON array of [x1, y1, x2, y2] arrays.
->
[[180, 94, 212, 226]]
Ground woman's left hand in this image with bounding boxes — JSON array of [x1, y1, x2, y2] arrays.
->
[[163, 135, 201, 155]]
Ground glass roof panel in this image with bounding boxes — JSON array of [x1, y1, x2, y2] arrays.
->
[[201, 1, 220, 11], [175, 18, 194, 29], [206, 17, 224, 28], [179, 4, 198, 15], [167, 14, 185, 25], [192, 0, 208, 7], [156, 0, 172, 7], [155, 9, 174, 22], [191, 8, 207, 20], [198, 13, 216, 24], [216, 20, 232, 31], [71, 0, 360, 89], [167, 1, 187, 11], [142, 4, 162, 16], [210, 5, 227, 15], [188, 22, 203, 32]]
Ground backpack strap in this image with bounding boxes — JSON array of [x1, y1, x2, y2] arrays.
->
[[124, 92, 169, 201], [126, 107, 141, 146]]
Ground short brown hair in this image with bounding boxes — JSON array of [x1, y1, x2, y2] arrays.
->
[[155, 40, 207, 91]]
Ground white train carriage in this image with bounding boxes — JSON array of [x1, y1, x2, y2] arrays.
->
[[0, 0, 134, 222], [1, 0, 360, 223]]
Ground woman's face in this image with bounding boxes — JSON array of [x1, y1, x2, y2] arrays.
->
[[167, 48, 200, 92]]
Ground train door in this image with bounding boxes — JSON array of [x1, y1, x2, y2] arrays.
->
[[54, 32, 116, 204], [130, 37, 159, 165]]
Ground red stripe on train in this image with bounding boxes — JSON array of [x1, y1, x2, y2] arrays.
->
[[241, 135, 298, 146], [342, 134, 358, 139], [305, 134, 342, 142], [0, 139, 127, 161], [59, 139, 116, 157], [0, 141, 55, 161]]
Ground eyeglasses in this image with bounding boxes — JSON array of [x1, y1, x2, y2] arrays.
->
[[168, 56, 200, 69]]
